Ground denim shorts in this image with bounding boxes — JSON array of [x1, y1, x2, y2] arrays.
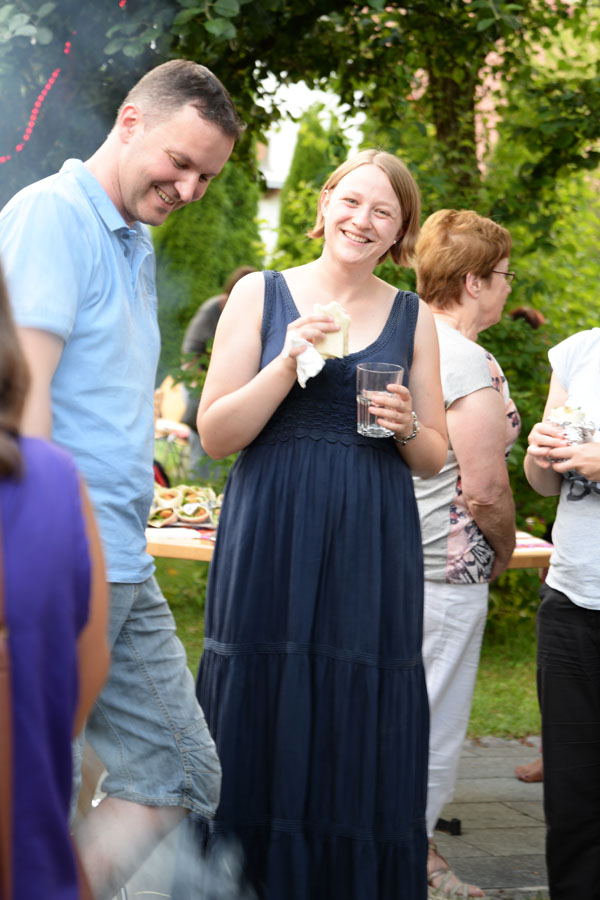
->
[[75, 575, 221, 819]]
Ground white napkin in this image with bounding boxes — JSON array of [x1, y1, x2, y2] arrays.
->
[[282, 334, 326, 388]]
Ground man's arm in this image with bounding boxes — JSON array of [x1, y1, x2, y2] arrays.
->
[[448, 386, 516, 580], [17, 327, 64, 438]]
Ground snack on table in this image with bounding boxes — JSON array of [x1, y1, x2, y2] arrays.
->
[[149, 482, 220, 528], [182, 485, 216, 505], [176, 502, 212, 525], [148, 484, 223, 528], [313, 301, 351, 358], [155, 486, 183, 509], [148, 506, 178, 527], [546, 405, 596, 444]]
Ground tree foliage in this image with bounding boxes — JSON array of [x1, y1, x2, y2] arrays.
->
[[336, 2, 594, 201], [0, 0, 161, 206], [3, 1, 599, 206], [153, 159, 263, 380], [274, 103, 348, 266]]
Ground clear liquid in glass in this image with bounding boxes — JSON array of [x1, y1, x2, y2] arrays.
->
[[356, 392, 394, 438]]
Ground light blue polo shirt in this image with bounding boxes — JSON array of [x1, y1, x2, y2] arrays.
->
[[0, 159, 160, 582]]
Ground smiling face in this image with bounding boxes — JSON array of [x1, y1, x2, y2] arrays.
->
[[320, 164, 402, 268], [115, 103, 234, 226]]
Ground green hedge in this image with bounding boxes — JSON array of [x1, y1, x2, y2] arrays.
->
[[152, 160, 264, 382]]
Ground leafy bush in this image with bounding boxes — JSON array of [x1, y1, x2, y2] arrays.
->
[[272, 103, 348, 268], [153, 160, 264, 382]]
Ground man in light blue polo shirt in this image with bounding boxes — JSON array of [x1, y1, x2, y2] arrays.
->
[[0, 59, 242, 899]]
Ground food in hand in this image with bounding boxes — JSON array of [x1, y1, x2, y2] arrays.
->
[[313, 301, 351, 358], [148, 506, 178, 527], [176, 502, 212, 525], [546, 405, 596, 444]]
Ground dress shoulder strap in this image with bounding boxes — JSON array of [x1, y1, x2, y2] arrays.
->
[[260, 270, 278, 347]]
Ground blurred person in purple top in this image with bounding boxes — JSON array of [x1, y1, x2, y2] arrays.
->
[[0, 260, 109, 898]]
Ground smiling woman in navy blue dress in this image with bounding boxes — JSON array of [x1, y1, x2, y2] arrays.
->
[[192, 150, 447, 900]]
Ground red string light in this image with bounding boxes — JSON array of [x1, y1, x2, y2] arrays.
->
[[1, 55, 65, 164], [1, 0, 125, 165]]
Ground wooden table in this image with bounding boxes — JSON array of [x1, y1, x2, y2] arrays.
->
[[508, 530, 553, 570], [147, 527, 553, 569], [146, 526, 215, 562]]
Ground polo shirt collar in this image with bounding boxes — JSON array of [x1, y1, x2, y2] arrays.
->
[[60, 158, 145, 240]]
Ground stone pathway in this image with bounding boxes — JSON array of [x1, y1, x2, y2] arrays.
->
[[435, 736, 548, 899]]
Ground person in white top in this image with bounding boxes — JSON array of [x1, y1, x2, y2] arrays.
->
[[524, 328, 600, 900], [413, 209, 520, 899]]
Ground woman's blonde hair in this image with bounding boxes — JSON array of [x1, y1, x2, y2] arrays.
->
[[415, 209, 511, 309], [307, 149, 421, 267], [0, 260, 29, 477]]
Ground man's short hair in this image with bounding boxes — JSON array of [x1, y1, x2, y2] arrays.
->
[[118, 59, 243, 140]]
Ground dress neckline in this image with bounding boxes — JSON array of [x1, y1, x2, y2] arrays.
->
[[273, 270, 403, 361]]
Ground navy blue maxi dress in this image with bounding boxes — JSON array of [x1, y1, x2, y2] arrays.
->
[[196, 270, 428, 899]]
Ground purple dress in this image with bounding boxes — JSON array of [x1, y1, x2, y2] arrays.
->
[[2, 437, 90, 899]]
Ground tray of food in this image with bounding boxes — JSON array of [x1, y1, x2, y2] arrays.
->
[[148, 483, 223, 530]]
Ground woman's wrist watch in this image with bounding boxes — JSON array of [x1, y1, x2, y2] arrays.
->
[[394, 411, 420, 446]]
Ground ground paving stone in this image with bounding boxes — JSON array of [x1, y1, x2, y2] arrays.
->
[[505, 800, 545, 824], [457, 755, 536, 778], [464, 825, 545, 856], [435, 737, 548, 899], [456, 852, 548, 890], [439, 800, 540, 830], [467, 737, 532, 754], [452, 776, 543, 803]]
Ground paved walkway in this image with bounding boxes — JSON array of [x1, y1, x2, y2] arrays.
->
[[436, 736, 548, 899], [120, 736, 549, 899]]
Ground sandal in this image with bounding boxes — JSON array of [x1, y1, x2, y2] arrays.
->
[[428, 842, 487, 899], [428, 869, 487, 898]]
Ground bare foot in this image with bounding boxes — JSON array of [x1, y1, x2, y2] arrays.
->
[[428, 842, 486, 898], [514, 756, 543, 783]]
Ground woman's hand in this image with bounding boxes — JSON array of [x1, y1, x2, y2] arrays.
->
[[526, 421, 569, 470], [527, 420, 600, 483], [280, 313, 339, 361], [549, 440, 600, 481], [368, 383, 414, 441]]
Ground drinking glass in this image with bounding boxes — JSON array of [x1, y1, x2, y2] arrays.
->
[[356, 362, 404, 438]]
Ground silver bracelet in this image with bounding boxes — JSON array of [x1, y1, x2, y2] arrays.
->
[[394, 411, 420, 446]]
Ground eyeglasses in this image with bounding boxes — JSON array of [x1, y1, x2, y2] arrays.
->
[[492, 270, 516, 284]]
